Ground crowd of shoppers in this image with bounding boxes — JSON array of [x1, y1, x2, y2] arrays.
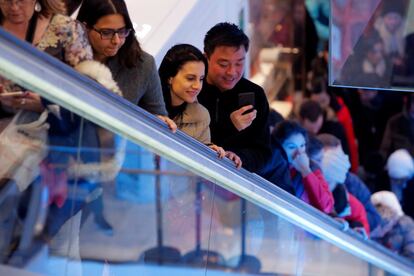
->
[[0, 0, 413, 265]]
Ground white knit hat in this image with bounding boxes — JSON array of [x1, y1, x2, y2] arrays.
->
[[386, 149, 414, 179], [371, 191, 404, 217]]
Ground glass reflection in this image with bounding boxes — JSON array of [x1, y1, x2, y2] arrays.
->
[[331, 0, 414, 90], [0, 77, 387, 275]]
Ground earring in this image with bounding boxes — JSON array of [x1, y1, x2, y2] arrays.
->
[[34, 1, 42, 12]]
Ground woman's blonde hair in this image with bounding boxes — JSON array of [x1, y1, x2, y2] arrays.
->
[[38, 0, 67, 17]]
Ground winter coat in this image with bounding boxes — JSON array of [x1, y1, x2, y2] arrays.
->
[[345, 172, 382, 231], [259, 138, 294, 195], [345, 193, 370, 235], [198, 78, 271, 173], [107, 51, 167, 116], [335, 97, 359, 172], [372, 206, 414, 261], [290, 166, 334, 214], [173, 102, 211, 144]]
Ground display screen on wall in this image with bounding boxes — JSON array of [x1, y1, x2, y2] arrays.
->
[[330, 0, 414, 91]]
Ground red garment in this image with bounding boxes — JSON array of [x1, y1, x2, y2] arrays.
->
[[40, 162, 68, 208], [346, 193, 370, 236], [335, 97, 359, 172], [291, 168, 334, 214]]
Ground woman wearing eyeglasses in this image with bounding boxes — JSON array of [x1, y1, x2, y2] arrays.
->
[[77, 0, 176, 131]]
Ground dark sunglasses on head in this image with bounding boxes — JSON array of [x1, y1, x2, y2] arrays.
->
[[92, 27, 131, 40]]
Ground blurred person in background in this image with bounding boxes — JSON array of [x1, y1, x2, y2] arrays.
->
[[317, 133, 380, 234], [381, 94, 414, 158], [306, 75, 359, 172], [346, 89, 403, 172], [339, 33, 392, 88], [298, 99, 349, 156], [371, 191, 414, 261], [374, 0, 406, 70], [385, 149, 414, 219], [268, 120, 334, 213]]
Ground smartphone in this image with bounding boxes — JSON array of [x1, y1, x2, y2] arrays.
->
[[238, 92, 255, 114]]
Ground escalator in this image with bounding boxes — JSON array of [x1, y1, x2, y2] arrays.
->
[[0, 26, 413, 276]]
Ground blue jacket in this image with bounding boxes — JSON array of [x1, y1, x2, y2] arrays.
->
[[345, 172, 382, 231]]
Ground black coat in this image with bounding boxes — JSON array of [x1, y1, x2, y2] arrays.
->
[[198, 78, 271, 173]]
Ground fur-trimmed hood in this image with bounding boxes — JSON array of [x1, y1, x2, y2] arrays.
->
[[75, 60, 122, 97]]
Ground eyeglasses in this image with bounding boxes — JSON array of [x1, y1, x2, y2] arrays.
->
[[92, 27, 131, 40], [0, 0, 32, 6]]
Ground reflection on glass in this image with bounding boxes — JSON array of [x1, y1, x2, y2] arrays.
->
[[0, 75, 388, 275], [249, 0, 319, 100], [331, 0, 414, 90]]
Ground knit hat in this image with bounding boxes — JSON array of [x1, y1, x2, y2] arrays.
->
[[371, 191, 404, 217], [320, 146, 351, 189], [386, 149, 414, 179]]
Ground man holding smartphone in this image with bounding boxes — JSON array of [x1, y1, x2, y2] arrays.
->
[[198, 22, 291, 191]]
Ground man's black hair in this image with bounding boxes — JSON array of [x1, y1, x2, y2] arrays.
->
[[204, 22, 249, 57], [299, 100, 323, 122]]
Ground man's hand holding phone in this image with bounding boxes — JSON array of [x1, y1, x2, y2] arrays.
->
[[231, 92, 257, 131], [230, 105, 257, 131]]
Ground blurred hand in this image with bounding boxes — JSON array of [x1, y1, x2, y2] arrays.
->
[[225, 150, 242, 169], [353, 227, 368, 240], [0, 91, 44, 112], [230, 105, 257, 131], [208, 144, 225, 158], [20, 92, 45, 112], [291, 150, 311, 176], [157, 115, 177, 132]]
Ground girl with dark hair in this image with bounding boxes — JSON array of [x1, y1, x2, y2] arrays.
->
[[77, 0, 175, 130], [272, 120, 334, 213], [159, 44, 241, 167]]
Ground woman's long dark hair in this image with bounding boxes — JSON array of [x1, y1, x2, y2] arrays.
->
[[158, 44, 207, 117], [77, 0, 142, 68]]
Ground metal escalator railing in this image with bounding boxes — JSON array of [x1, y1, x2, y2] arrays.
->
[[0, 27, 413, 275]]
